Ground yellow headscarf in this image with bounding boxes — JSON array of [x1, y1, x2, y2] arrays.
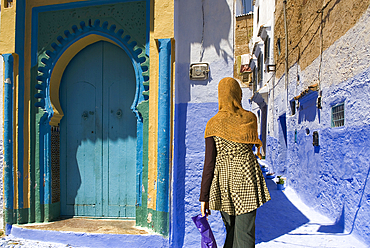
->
[[204, 77, 262, 157]]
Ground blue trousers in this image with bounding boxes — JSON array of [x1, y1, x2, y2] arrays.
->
[[220, 209, 257, 248]]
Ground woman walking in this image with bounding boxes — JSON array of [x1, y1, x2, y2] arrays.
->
[[199, 77, 271, 248]]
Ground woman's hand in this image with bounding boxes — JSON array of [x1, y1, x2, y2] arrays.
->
[[201, 202, 211, 217]]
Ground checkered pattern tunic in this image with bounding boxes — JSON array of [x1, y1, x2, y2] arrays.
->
[[209, 136, 271, 216]]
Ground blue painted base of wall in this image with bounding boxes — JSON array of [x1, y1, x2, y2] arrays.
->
[[7, 224, 169, 248], [172, 102, 226, 247], [267, 125, 370, 243], [266, 66, 370, 244]]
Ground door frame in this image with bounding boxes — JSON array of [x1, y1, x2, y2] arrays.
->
[[35, 22, 149, 221], [59, 41, 138, 217]]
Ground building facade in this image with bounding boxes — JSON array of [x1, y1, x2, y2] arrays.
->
[[0, 0, 236, 246], [3, 0, 369, 246], [1, 0, 173, 239], [249, 0, 276, 156]]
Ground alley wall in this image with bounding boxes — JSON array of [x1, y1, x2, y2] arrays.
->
[[172, 0, 253, 246], [234, 13, 253, 84], [269, 0, 370, 243]]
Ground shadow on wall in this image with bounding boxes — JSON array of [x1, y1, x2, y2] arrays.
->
[[175, 0, 233, 102], [195, 0, 233, 65], [255, 179, 309, 243], [298, 91, 320, 124], [172, 102, 222, 247], [171, 103, 188, 247]]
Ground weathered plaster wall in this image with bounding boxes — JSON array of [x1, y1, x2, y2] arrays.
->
[[267, 5, 370, 243], [0, 4, 15, 53], [274, 0, 370, 80], [234, 14, 253, 82]]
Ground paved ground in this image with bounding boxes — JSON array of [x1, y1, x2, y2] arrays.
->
[[15, 218, 149, 235], [0, 237, 76, 248], [255, 179, 368, 248], [0, 180, 367, 247]]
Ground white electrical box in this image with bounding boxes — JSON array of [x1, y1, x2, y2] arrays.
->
[[189, 63, 209, 80]]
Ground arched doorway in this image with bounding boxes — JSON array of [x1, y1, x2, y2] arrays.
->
[[59, 41, 137, 218]]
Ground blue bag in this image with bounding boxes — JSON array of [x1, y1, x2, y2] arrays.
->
[[192, 214, 218, 248]]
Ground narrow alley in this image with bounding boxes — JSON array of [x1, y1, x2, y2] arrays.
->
[[0, 178, 366, 247]]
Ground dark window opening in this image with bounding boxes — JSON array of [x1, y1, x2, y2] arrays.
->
[[5, 0, 13, 8], [278, 113, 287, 147], [238, 0, 253, 15], [264, 37, 270, 63], [290, 100, 296, 115], [253, 68, 257, 92], [277, 38, 281, 56], [258, 53, 263, 87]]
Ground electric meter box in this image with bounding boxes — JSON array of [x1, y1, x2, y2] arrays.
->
[[189, 63, 209, 80]]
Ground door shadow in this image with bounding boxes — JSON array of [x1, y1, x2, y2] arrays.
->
[[255, 179, 310, 244]]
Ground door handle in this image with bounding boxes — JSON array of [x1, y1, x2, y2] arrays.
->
[[82, 111, 88, 120], [116, 109, 123, 119]]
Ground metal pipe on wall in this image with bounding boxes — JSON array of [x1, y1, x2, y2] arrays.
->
[[283, 0, 289, 109], [157, 38, 172, 213], [2, 53, 14, 229]]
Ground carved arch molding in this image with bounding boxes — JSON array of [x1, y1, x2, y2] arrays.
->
[[35, 19, 149, 125]]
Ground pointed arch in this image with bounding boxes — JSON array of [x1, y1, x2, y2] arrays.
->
[[35, 19, 149, 125], [34, 20, 149, 218]]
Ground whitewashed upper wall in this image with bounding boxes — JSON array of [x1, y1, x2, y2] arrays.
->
[[253, 0, 275, 38], [174, 0, 235, 104]]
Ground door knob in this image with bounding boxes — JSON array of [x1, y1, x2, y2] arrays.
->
[[116, 109, 123, 119], [82, 111, 88, 120]]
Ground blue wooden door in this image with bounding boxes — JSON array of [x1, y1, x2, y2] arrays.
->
[[60, 41, 137, 218]]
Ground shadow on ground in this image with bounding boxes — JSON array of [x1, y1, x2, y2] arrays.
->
[[317, 206, 345, 233], [255, 179, 310, 244]]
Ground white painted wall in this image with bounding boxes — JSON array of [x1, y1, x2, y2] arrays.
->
[[249, 0, 276, 153], [173, 1, 236, 246], [251, 0, 275, 88], [174, 0, 235, 104]]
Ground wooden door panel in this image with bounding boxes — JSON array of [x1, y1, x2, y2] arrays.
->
[[60, 42, 103, 217], [60, 41, 136, 218], [103, 42, 137, 217]]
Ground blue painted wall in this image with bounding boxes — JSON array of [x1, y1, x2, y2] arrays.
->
[[172, 0, 237, 245], [172, 102, 225, 247], [266, 65, 370, 243], [262, 6, 370, 244]]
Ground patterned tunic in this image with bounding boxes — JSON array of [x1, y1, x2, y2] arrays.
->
[[208, 136, 271, 216]]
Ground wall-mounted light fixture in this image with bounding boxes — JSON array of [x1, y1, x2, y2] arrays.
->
[[290, 99, 296, 115], [267, 64, 276, 72], [313, 131, 319, 146], [189, 63, 209, 80], [317, 96, 322, 109]]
